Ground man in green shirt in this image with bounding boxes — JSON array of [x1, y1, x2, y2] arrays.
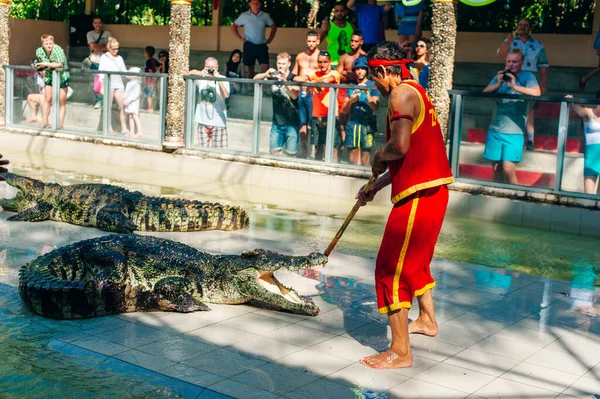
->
[[319, 2, 355, 68], [35, 34, 70, 129]]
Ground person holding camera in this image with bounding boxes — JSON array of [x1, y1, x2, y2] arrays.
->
[[255, 53, 300, 156], [189, 58, 230, 148], [483, 48, 540, 185], [35, 34, 70, 130], [341, 57, 379, 166], [320, 2, 355, 69]]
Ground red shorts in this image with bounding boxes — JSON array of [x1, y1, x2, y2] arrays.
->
[[375, 185, 449, 315]]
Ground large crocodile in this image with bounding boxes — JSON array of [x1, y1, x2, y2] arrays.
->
[[19, 234, 327, 319], [0, 173, 248, 233]]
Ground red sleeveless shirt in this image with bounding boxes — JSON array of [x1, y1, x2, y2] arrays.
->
[[386, 80, 454, 204]]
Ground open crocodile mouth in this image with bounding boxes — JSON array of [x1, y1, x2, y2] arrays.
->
[[257, 271, 306, 304]]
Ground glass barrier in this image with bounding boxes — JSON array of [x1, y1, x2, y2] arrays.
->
[[3, 66, 166, 146], [449, 90, 599, 198]]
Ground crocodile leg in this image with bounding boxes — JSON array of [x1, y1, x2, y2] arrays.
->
[[96, 204, 137, 233], [7, 201, 52, 222], [152, 277, 211, 313]]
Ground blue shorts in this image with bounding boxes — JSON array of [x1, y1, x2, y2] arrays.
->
[[143, 85, 155, 98], [270, 123, 299, 155], [584, 143, 600, 176], [299, 91, 313, 126], [345, 121, 374, 149], [483, 129, 524, 163], [397, 21, 419, 36]]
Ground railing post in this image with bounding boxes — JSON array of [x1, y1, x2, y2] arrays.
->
[[448, 93, 463, 177], [51, 70, 60, 130], [554, 100, 568, 193], [159, 73, 168, 144], [102, 73, 110, 137], [324, 86, 337, 163], [183, 77, 194, 148], [252, 82, 262, 155], [4, 66, 13, 126]]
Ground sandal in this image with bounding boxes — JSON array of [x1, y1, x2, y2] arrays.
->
[[579, 76, 586, 90], [42, 123, 51, 129]]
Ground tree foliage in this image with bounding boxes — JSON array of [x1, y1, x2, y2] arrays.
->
[[7, 0, 596, 34]]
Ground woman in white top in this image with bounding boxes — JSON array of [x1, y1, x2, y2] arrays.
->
[[99, 37, 128, 135], [567, 94, 600, 194]]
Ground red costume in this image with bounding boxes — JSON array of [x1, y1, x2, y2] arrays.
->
[[376, 80, 454, 315]]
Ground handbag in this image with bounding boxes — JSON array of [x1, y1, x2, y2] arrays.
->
[[93, 74, 102, 94], [82, 30, 105, 69]]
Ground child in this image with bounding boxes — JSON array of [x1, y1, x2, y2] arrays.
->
[[124, 67, 143, 137], [157, 50, 169, 74], [143, 46, 160, 112]]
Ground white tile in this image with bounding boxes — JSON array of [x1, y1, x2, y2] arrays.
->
[[207, 379, 278, 399], [469, 334, 542, 361], [309, 336, 378, 362], [550, 206, 581, 234], [522, 202, 551, 230], [387, 355, 439, 378], [276, 348, 354, 376], [264, 324, 337, 348], [415, 362, 495, 394], [308, 173, 331, 197], [544, 330, 600, 361], [114, 348, 176, 372], [525, 347, 599, 376], [501, 362, 580, 393], [388, 378, 469, 399], [492, 324, 560, 348], [284, 378, 367, 399], [328, 363, 407, 391], [71, 335, 130, 356], [186, 324, 257, 347], [159, 364, 224, 387], [468, 195, 495, 221], [134, 311, 216, 332], [493, 197, 523, 226], [563, 376, 600, 399], [100, 323, 169, 348], [447, 191, 470, 217], [136, 335, 218, 362], [227, 335, 303, 361], [442, 313, 508, 336], [231, 362, 319, 395], [426, 324, 490, 348], [296, 308, 371, 335], [474, 377, 558, 399], [218, 313, 290, 335], [444, 348, 520, 377], [183, 349, 266, 378], [580, 209, 600, 237], [409, 335, 465, 362]]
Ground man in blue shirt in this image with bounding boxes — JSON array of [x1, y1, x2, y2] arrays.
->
[[231, 0, 278, 79], [341, 57, 379, 165], [483, 48, 540, 185], [347, 0, 392, 52]]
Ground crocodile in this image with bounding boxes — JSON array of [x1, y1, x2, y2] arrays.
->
[[19, 234, 327, 319], [0, 173, 248, 233]]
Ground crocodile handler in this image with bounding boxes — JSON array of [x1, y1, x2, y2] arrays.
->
[[356, 41, 453, 369]]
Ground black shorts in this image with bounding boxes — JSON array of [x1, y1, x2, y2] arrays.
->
[[243, 42, 270, 66], [310, 117, 341, 147]]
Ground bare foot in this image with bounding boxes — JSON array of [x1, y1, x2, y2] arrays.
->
[[360, 349, 413, 369], [408, 317, 438, 336]]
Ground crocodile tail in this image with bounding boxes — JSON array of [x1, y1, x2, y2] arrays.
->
[[130, 197, 250, 232]]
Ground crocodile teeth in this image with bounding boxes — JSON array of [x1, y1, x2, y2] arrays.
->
[[283, 291, 304, 305]]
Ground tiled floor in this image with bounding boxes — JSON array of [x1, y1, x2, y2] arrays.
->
[[1, 202, 600, 398]]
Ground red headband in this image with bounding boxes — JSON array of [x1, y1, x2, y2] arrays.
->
[[367, 59, 414, 80]]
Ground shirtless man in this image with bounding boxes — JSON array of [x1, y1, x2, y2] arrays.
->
[[292, 30, 321, 158], [337, 30, 366, 84]]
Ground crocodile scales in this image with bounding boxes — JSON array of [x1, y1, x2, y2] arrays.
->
[[19, 234, 327, 319], [0, 173, 248, 233]]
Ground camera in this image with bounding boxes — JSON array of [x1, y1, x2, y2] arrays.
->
[[207, 68, 215, 75], [501, 69, 515, 82], [32, 59, 40, 68], [269, 70, 281, 80]]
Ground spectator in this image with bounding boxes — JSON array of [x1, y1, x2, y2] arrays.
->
[[346, 0, 390, 52], [24, 65, 45, 123], [566, 94, 600, 194], [391, 0, 425, 47], [254, 53, 300, 156], [157, 51, 169, 74], [84, 16, 111, 109], [337, 30, 367, 83], [231, 0, 277, 79], [225, 49, 244, 94], [0, 154, 8, 181], [413, 37, 430, 89], [189, 57, 230, 148], [483, 48, 540, 185], [35, 34, 70, 129], [305, 51, 341, 161], [124, 67, 143, 138], [99, 37, 128, 135], [341, 57, 379, 166], [292, 30, 321, 158], [579, 29, 600, 91], [498, 18, 548, 151], [320, 2, 355, 69], [143, 46, 161, 113]]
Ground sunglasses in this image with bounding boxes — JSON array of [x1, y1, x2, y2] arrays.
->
[[416, 44, 426, 48], [319, 50, 330, 56], [111, 48, 120, 51]]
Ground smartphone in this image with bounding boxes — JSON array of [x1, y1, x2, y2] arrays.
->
[[324, 16, 330, 22]]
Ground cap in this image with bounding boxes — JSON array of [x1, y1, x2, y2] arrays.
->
[[352, 57, 368, 70]]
